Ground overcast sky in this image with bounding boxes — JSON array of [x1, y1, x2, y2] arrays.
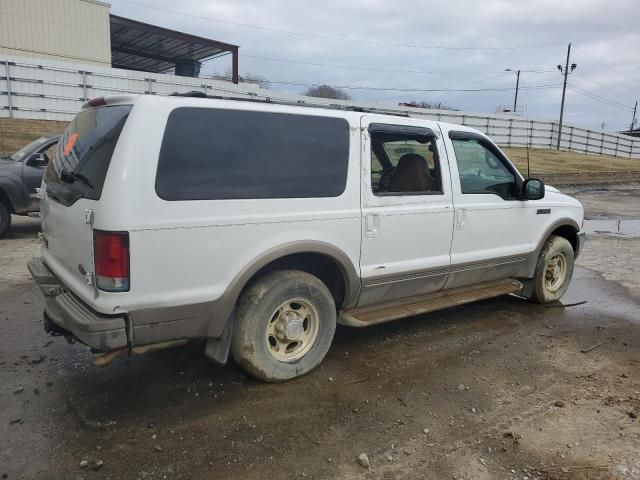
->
[[111, 0, 639, 132]]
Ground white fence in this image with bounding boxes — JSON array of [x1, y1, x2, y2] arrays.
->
[[2, 54, 639, 159]]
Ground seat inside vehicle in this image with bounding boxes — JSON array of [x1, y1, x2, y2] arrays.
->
[[389, 154, 431, 192]]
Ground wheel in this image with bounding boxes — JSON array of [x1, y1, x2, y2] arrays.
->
[[231, 269, 336, 382], [0, 202, 11, 238], [528, 235, 575, 303]]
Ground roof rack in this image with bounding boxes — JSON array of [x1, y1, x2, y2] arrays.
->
[[169, 90, 410, 117]]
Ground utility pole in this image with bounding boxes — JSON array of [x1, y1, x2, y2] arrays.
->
[[505, 68, 521, 113], [631, 100, 638, 133], [556, 43, 576, 150]]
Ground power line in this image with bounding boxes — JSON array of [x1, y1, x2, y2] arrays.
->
[[574, 45, 636, 83], [570, 72, 634, 102], [264, 80, 562, 93], [243, 54, 500, 75], [242, 54, 557, 76], [448, 73, 511, 89], [567, 84, 634, 112], [114, 0, 563, 51], [568, 84, 633, 110]]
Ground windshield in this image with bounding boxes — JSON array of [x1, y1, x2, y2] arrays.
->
[[9, 137, 49, 161], [44, 105, 131, 205]]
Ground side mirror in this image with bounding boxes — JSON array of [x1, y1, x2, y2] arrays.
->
[[27, 153, 48, 168], [522, 178, 545, 200]]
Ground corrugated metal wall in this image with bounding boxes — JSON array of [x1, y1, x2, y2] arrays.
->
[[1, 54, 639, 159], [0, 0, 110, 65]]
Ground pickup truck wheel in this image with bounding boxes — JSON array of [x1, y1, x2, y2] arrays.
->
[[0, 202, 11, 238], [529, 235, 575, 303], [231, 269, 336, 382]]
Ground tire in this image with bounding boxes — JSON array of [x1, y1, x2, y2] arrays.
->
[[0, 202, 11, 238], [231, 269, 336, 382], [528, 235, 575, 304]]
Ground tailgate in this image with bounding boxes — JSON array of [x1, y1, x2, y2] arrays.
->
[[40, 194, 96, 301], [39, 104, 132, 304]]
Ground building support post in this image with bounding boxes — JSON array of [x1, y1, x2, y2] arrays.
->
[[231, 47, 239, 84]]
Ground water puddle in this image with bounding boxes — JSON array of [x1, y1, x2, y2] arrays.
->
[[583, 219, 640, 237]]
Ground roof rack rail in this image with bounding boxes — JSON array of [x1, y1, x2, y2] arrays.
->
[[169, 90, 410, 117]]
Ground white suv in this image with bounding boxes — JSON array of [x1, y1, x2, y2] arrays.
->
[[28, 93, 585, 382]]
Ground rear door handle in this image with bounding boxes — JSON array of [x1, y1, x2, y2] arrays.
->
[[365, 214, 379, 238]]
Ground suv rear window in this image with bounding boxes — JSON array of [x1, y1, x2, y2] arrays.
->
[[156, 107, 350, 200], [45, 105, 131, 205]]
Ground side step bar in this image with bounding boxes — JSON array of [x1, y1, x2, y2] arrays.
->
[[340, 278, 523, 327]]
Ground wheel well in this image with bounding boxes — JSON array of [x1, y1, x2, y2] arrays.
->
[[0, 188, 14, 213], [246, 253, 347, 309], [551, 224, 578, 252]]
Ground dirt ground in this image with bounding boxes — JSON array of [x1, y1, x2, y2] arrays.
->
[[1, 186, 639, 480]]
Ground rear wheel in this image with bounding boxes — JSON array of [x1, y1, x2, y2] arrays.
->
[[0, 202, 11, 238], [231, 269, 336, 382], [528, 235, 575, 303]]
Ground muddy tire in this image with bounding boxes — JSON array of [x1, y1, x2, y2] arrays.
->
[[0, 202, 11, 238], [528, 235, 575, 304], [231, 270, 336, 382]]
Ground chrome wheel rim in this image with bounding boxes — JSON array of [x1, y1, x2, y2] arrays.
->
[[544, 253, 567, 293], [266, 298, 319, 362]]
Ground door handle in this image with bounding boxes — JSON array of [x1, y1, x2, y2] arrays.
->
[[455, 208, 467, 229], [365, 214, 379, 238]]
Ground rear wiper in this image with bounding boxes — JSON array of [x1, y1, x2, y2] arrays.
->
[[60, 168, 94, 189]]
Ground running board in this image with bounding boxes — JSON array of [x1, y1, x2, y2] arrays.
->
[[340, 278, 523, 327]]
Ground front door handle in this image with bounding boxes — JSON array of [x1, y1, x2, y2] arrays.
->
[[455, 208, 467, 229]]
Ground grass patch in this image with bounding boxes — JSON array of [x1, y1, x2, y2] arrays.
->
[[502, 147, 640, 175]]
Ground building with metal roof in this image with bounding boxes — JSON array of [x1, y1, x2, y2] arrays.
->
[[0, 0, 239, 81], [110, 15, 238, 81]]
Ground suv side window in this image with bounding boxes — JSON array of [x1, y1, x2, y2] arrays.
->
[[451, 138, 518, 199], [370, 132, 442, 195], [156, 108, 349, 201]]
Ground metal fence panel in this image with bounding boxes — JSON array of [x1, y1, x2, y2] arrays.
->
[[1, 54, 638, 159]]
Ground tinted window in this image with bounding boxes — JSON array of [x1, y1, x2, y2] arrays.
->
[[45, 105, 131, 205], [10, 137, 49, 161], [370, 132, 442, 195], [156, 108, 350, 200], [451, 138, 517, 199]]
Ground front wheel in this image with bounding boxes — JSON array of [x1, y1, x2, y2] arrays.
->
[[528, 235, 575, 303], [231, 270, 336, 382]]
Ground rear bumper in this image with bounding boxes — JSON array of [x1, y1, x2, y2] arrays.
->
[[28, 258, 128, 351], [575, 231, 586, 259]]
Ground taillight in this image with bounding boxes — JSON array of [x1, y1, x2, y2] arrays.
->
[[93, 230, 129, 292]]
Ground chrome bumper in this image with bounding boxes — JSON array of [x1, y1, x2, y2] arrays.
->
[[27, 258, 128, 351]]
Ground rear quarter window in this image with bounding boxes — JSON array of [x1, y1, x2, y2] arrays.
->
[[155, 107, 350, 200]]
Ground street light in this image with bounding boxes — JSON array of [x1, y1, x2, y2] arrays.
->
[[505, 68, 521, 114]]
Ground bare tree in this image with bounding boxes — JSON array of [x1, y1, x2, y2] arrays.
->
[[304, 85, 351, 100], [210, 67, 270, 88], [399, 100, 457, 111], [241, 73, 270, 89]]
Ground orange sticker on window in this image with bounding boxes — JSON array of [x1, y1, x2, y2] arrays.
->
[[63, 133, 78, 156]]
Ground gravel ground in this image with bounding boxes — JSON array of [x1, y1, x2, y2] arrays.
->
[[1, 185, 639, 480]]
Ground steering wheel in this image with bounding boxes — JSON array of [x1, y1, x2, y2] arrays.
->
[[379, 166, 396, 192]]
